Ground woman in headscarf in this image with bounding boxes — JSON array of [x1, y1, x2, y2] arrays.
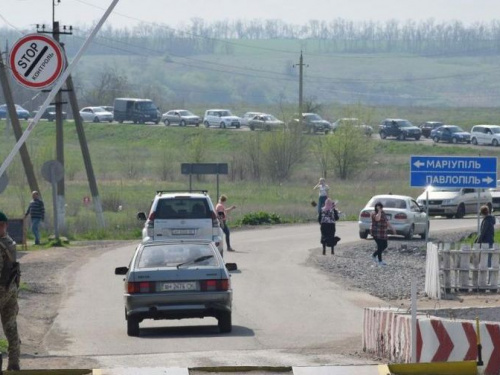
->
[[319, 198, 340, 255]]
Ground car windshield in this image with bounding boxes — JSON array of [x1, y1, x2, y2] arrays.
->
[[136, 102, 156, 110], [396, 120, 413, 127], [154, 198, 211, 219], [179, 110, 193, 116], [137, 243, 217, 268], [218, 110, 232, 116], [491, 127, 500, 134], [304, 114, 322, 121], [92, 107, 106, 113], [367, 197, 407, 209]]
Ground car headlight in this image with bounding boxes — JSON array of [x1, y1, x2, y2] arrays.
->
[[442, 199, 454, 205]]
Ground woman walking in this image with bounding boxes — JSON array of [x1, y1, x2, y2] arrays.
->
[[476, 205, 496, 267], [216, 195, 237, 252], [319, 198, 340, 255], [313, 178, 330, 217], [371, 202, 396, 266]]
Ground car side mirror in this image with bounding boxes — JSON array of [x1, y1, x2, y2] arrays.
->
[[225, 263, 237, 271], [115, 267, 128, 275], [137, 212, 147, 221]]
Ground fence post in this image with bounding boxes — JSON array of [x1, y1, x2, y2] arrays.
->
[[459, 244, 471, 291]]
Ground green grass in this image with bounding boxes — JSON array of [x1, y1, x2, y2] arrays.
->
[[0, 118, 498, 240]]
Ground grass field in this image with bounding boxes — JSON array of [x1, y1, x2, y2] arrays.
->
[[0, 118, 498, 241]]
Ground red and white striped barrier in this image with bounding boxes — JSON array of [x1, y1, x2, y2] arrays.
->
[[363, 307, 500, 375]]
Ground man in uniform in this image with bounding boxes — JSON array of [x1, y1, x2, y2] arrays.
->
[[0, 211, 20, 371]]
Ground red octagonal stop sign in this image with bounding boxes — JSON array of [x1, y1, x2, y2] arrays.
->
[[9, 33, 66, 90]]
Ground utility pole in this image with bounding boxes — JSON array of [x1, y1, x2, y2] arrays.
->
[[37, 0, 72, 232], [294, 51, 307, 115], [0, 44, 40, 194]]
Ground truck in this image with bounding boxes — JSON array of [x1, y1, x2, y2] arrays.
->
[[113, 98, 160, 124]]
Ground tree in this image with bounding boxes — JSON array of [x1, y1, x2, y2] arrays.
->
[[310, 136, 335, 179]]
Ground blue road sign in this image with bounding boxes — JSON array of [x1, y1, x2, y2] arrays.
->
[[410, 156, 497, 188]]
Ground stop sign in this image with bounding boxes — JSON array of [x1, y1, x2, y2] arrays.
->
[[9, 34, 66, 90]]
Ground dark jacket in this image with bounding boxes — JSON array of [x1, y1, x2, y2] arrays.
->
[[477, 215, 495, 246], [25, 198, 45, 220]]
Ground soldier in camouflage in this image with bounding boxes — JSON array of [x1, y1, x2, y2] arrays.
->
[[0, 211, 20, 371]]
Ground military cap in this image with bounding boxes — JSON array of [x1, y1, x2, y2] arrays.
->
[[0, 211, 8, 222]]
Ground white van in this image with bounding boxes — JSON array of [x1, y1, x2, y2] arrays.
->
[[470, 125, 500, 146], [416, 187, 492, 218]]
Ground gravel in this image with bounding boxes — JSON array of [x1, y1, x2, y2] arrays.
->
[[308, 231, 472, 301]]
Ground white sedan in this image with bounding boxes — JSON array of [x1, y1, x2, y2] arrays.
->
[[358, 194, 428, 240], [79, 107, 114, 123]]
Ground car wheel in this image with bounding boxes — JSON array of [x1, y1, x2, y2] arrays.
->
[[433, 136, 439, 143], [164, 119, 170, 126], [218, 311, 232, 333], [118, 120, 123, 124], [405, 225, 414, 240], [398, 132, 406, 141], [359, 231, 368, 239], [265, 124, 271, 131], [414, 135, 421, 140], [180, 120, 186, 127], [471, 137, 478, 145], [380, 131, 387, 139], [196, 123, 200, 127], [127, 317, 140, 337], [93, 116, 100, 123], [220, 122, 226, 129], [204, 121, 210, 128], [445, 214, 454, 219], [249, 125, 255, 131], [455, 203, 466, 219], [452, 137, 458, 144], [493, 139, 499, 147]]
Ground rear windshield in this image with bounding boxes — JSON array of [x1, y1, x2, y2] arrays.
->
[[154, 198, 211, 219], [137, 243, 216, 268], [367, 198, 407, 209]]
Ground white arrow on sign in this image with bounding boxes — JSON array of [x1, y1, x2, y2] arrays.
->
[[413, 160, 425, 169], [482, 177, 494, 184]]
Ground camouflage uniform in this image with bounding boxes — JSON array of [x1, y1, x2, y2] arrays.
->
[[0, 234, 20, 371]]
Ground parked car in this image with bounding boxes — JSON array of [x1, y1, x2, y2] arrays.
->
[[137, 190, 224, 255], [419, 121, 443, 138], [114, 239, 233, 336], [248, 114, 284, 131], [32, 105, 67, 122], [241, 112, 262, 127], [470, 125, 500, 146], [416, 187, 492, 219], [79, 106, 114, 123], [113, 98, 160, 124], [379, 119, 421, 140], [358, 194, 428, 240], [161, 109, 200, 127], [290, 113, 331, 134], [0, 104, 30, 120], [489, 180, 500, 211], [331, 117, 373, 136], [431, 125, 470, 144], [203, 109, 241, 128]]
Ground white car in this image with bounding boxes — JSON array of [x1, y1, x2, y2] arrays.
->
[[470, 125, 500, 146], [79, 106, 114, 123], [241, 111, 262, 127], [416, 187, 492, 218], [489, 180, 500, 211], [137, 191, 224, 256], [203, 109, 241, 128], [358, 194, 428, 240]]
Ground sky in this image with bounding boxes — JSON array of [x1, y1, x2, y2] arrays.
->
[[2, 0, 500, 32]]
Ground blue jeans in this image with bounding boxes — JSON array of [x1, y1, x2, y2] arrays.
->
[[31, 217, 42, 244], [318, 196, 327, 214]]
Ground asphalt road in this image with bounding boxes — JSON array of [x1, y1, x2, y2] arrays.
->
[[45, 218, 477, 368]]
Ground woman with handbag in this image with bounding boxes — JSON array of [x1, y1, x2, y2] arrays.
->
[[319, 198, 341, 255]]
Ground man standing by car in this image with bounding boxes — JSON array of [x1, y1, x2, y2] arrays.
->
[[24, 191, 44, 245], [0, 211, 21, 371], [216, 195, 237, 252]]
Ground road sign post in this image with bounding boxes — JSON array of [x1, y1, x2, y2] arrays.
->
[[181, 163, 229, 199]]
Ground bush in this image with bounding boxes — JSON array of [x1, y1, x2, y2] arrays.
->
[[241, 211, 281, 225]]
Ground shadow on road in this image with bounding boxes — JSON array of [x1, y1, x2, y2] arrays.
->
[[138, 324, 255, 339]]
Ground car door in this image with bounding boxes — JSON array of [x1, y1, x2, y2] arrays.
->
[[172, 111, 181, 125], [477, 127, 486, 144], [410, 200, 425, 233], [80, 108, 91, 122], [462, 188, 476, 214]]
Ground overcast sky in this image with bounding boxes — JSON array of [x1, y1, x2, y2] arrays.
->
[[2, 0, 500, 31]]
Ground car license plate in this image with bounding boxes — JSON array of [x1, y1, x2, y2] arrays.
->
[[160, 281, 197, 292], [172, 229, 196, 235]]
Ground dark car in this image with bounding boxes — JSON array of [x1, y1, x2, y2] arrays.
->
[[379, 118, 421, 140], [420, 121, 444, 138], [431, 125, 471, 144], [0, 104, 30, 120], [32, 105, 67, 122], [291, 113, 331, 134]]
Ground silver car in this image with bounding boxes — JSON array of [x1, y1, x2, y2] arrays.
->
[[248, 114, 285, 131], [115, 240, 232, 336], [79, 106, 114, 123], [161, 109, 200, 127], [358, 194, 428, 240]]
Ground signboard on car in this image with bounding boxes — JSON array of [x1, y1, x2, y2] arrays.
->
[[410, 155, 497, 188], [9, 34, 66, 90]]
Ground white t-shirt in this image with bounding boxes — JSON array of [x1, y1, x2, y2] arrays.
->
[[319, 184, 329, 197]]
